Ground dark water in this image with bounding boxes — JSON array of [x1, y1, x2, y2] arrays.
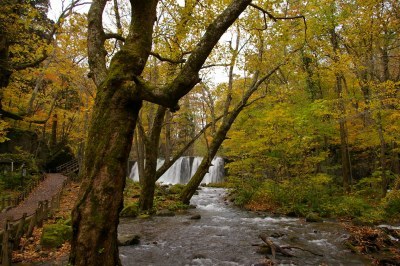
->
[[119, 187, 369, 266]]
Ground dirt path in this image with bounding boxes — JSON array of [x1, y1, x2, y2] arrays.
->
[[0, 173, 68, 230]]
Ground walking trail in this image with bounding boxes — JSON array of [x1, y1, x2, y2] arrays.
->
[[0, 173, 68, 230]]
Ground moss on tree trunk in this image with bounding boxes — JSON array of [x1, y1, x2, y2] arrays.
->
[[69, 80, 141, 265]]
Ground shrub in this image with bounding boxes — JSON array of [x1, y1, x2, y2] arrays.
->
[[383, 190, 400, 217], [120, 202, 139, 217]]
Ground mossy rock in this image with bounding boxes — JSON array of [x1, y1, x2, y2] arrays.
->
[[118, 234, 140, 246], [168, 184, 185, 194], [120, 204, 138, 218], [305, 212, 323, 222], [138, 214, 151, 219], [41, 224, 72, 248]]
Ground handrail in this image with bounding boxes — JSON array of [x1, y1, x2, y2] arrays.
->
[[0, 173, 46, 212], [0, 177, 70, 265], [56, 159, 79, 175]]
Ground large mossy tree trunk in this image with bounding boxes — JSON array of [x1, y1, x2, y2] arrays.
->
[[69, 0, 158, 265], [70, 0, 252, 264], [69, 81, 140, 265]]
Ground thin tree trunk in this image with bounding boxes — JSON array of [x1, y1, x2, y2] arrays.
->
[[139, 106, 166, 211], [376, 111, 389, 197], [50, 114, 58, 147], [330, 28, 351, 192]]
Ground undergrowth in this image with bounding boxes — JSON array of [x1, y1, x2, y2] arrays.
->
[[228, 174, 400, 224]]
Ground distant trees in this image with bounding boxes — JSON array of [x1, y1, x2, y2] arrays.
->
[[224, 0, 400, 202], [0, 0, 95, 164]]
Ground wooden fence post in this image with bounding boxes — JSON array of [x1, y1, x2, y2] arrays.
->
[[13, 213, 27, 250], [27, 210, 37, 237], [43, 200, 49, 220], [1, 217, 13, 266], [37, 201, 44, 227]]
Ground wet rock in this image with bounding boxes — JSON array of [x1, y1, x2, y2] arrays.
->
[[270, 232, 285, 238], [189, 204, 197, 209], [190, 214, 201, 220], [118, 234, 140, 246], [305, 213, 322, 222], [286, 211, 298, 217], [156, 209, 176, 217], [192, 254, 206, 259], [256, 246, 272, 255]]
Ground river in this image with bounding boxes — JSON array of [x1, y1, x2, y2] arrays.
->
[[119, 187, 369, 265]]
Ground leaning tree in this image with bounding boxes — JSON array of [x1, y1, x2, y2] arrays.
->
[[69, 0, 253, 265]]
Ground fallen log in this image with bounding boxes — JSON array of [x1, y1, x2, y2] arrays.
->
[[258, 234, 324, 258], [259, 234, 294, 259]]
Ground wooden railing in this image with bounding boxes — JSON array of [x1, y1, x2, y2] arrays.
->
[[56, 159, 79, 175], [0, 174, 46, 212], [0, 177, 70, 266]]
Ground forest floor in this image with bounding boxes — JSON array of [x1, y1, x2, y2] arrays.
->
[[10, 182, 400, 265]]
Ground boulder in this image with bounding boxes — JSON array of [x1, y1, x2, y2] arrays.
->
[[41, 224, 72, 248], [189, 214, 201, 220], [305, 213, 323, 222], [118, 234, 140, 246]]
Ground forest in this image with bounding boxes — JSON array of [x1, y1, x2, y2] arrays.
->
[[0, 0, 399, 265]]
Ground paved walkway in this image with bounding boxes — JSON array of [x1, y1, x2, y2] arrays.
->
[[0, 173, 68, 230]]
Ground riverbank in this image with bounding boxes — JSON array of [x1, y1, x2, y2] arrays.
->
[[11, 182, 400, 265]]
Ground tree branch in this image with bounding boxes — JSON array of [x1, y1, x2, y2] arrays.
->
[[149, 51, 186, 64], [104, 33, 125, 42], [201, 63, 230, 69], [249, 3, 307, 37], [163, 0, 252, 105]]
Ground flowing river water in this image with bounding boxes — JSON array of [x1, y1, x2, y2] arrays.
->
[[119, 187, 369, 265]]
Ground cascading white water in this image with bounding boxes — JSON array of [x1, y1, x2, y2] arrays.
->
[[202, 157, 224, 184], [129, 156, 224, 185]]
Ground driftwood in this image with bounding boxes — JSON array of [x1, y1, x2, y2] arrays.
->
[[259, 234, 294, 259], [258, 234, 323, 259]]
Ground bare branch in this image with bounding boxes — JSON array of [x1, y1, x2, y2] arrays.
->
[[249, 3, 307, 37], [149, 51, 186, 64], [104, 33, 125, 42], [201, 63, 230, 69]]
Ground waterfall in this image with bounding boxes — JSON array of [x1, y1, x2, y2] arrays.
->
[[129, 156, 224, 185]]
